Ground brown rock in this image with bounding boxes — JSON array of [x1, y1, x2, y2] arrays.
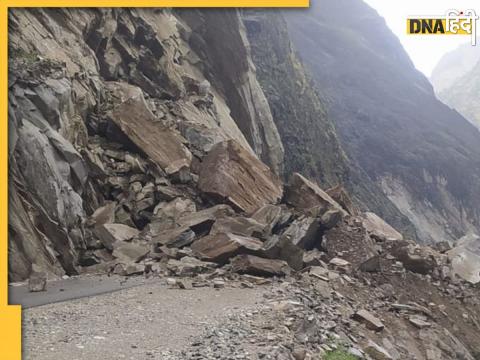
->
[[147, 204, 234, 237], [191, 232, 263, 263], [94, 223, 140, 251], [154, 228, 196, 248], [285, 173, 346, 216], [210, 216, 265, 238], [230, 254, 291, 277], [106, 82, 192, 170], [112, 242, 149, 263], [198, 140, 283, 213], [326, 185, 357, 215], [353, 309, 385, 331], [251, 204, 287, 234]]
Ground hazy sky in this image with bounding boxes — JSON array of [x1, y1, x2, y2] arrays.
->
[[363, 0, 478, 76]]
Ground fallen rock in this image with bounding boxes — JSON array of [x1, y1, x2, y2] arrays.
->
[[280, 216, 320, 250], [176, 278, 193, 290], [230, 254, 291, 277], [309, 266, 331, 281], [106, 82, 192, 170], [94, 223, 140, 251], [358, 255, 381, 273], [153, 198, 196, 220], [191, 232, 263, 263], [323, 218, 379, 267], [326, 184, 357, 215], [390, 303, 433, 318], [198, 140, 283, 213], [362, 212, 403, 241], [364, 340, 392, 360], [434, 241, 451, 254], [319, 209, 343, 230], [447, 233, 480, 284], [353, 309, 385, 331], [125, 263, 145, 276], [409, 316, 431, 329], [285, 173, 346, 216], [154, 227, 197, 248], [210, 216, 265, 238], [251, 204, 289, 234], [147, 204, 234, 237], [167, 256, 217, 276], [262, 235, 304, 270], [112, 242, 149, 263], [87, 202, 116, 227], [28, 271, 47, 292], [392, 244, 437, 275], [329, 257, 351, 272], [302, 249, 325, 267]]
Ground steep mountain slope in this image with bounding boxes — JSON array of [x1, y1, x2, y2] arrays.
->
[[436, 58, 480, 129], [430, 42, 480, 93], [285, 0, 480, 244], [243, 11, 417, 238]]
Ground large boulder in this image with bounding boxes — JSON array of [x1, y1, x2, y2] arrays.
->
[[262, 235, 304, 270], [251, 204, 290, 234], [447, 233, 480, 284], [94, 223, 140, 251], [230, 254, 291, 277], [210, 216, 266, 238], [147, 204, 234, 237], [391, 243, 437, 275], [198, 140, 283, 213], [191, 232, 263, 263], [285, 173, 346, 216], [280, 216, 321, 250], [106, 82, 192, 170]]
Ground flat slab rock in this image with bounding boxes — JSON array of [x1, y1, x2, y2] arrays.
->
[[353, 309, 385, 331], [230, 254, 291, 277], [191, 232, 263, 264], [198, 140, 283, 214], [106, 82, 192, 170], [362, 212, 403, 241], [94, 223, 140, 251]]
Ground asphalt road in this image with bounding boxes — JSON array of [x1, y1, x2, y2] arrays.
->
[[9, 274, 161, 308]]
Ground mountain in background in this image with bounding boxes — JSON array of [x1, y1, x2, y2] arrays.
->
[[284, 0, 480, 244], [431, 43, 480, 129], [431, 42, 480, 93]]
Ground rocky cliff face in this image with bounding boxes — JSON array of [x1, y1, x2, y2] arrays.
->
[[8, 8, 286, 280], [285, 0, 480, 244]]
